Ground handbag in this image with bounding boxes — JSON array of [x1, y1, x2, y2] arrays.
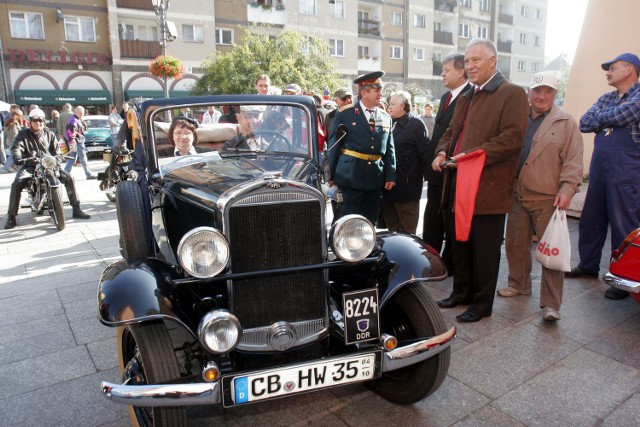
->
[[534, 207, 571, 272]]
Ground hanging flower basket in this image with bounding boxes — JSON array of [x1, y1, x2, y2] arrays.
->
[[149, 55, 184, 79]]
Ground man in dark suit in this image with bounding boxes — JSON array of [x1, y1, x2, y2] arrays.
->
[[328, 71, 396, 224], [423, 53, 471, 272]]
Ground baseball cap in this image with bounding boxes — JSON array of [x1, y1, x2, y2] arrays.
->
[[333, 87, 353, 99], [529, 71, 559, 90], [284, 83, 302, 94], [29, 108, 46, 120], [601, 53, 640, 71]]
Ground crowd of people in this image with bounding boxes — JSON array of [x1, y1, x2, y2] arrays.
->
[[2, 40, 639, 321]]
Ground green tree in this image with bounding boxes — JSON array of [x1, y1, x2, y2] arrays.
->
[[192, 29, 343, 95]]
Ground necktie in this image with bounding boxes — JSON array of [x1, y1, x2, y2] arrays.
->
[[453, 88, 480, 156], [443, 92, 453, 111], [367, 109, 375, 132]]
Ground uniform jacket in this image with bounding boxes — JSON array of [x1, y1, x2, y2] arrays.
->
[[424, 83, 472, 185], [383, 113, 429, 202], [516, 104, 583, 201], [436, 71, 529, 214], [328, 103, 396, 191], [11, 127, 60, 163]]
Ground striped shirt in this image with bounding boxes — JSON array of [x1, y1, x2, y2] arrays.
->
[[579, 81, 640, 146]]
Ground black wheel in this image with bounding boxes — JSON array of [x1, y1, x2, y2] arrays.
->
[[367, 285, 450, 404], [117, 322, 187, 427], [116, 180, 154, 260], [254, 130, 292, 151], [49, 186, 65, 231]]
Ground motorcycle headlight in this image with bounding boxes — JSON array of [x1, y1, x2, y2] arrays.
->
[[177, 227, 229, 278], [330, 215, 376, 262], [197, 310, 242, 354], [42, 155, 57, 169]]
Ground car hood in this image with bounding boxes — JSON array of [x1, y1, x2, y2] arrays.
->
[[160, 155, 320, 208], [85, 128, 111, 139]]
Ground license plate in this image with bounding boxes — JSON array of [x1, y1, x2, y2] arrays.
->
[[343, 288, 380, 344], [86, 146, 104, 152], [223, 352, 380, 407]]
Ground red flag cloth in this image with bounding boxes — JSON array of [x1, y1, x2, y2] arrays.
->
[[454, 149, 486, 241]]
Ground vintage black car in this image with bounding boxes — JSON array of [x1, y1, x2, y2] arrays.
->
[[98, 95, 455, 426]]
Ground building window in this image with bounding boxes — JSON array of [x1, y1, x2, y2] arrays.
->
[[331, 1, 345, 19], [301, 35, 315, 54], [300, 0, 317, 15], [532, 62, 539, 72], [520, 33, 527, 45], [391, 12, 403, 26], [479, 0, 489, 12], [534, 35, 540, 47], [458, 23, 470, 38], [330, 39, 344, 57], [435, 21, 443, 31], [521, 5, 529, 17], [183, 24, 204, 42], [414, 14, 425, 28], [9, 12, 44, 39], [358, 45, 369, 58], [459, 0, 471, 8], [536, 9, 543, 20], [517, 60, 526, 71], [414, 48, 425, 61], [390, 46, 403, 59], [478, 26, 488, 39], [215, 28, 233, 45], [64, 16, 96, 42]]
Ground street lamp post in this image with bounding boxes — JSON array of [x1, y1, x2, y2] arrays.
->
[[152, 0, 170, 100]]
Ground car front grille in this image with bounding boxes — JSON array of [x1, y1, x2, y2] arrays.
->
[[228, 193, 326, 330]]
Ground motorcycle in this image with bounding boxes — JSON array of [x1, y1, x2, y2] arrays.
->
[[98, 146, 137, 202], [23, 152, 68, 231]]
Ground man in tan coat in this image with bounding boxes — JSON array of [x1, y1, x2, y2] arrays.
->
[[432, 39, 529, 322], [498, 71, 584, 321]]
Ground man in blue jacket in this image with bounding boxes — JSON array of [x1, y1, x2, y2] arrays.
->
[[328, 71, 396, 224]]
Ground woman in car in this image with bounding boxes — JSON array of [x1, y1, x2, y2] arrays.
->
[[158, 116, 200, 157]]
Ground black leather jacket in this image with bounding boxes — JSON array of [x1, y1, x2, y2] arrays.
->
[[10, 127, 59, 165]]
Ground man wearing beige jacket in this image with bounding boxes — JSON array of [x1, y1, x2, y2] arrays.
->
[[499, 71, 584, 321]]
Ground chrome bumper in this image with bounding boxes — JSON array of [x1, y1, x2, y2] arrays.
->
[[101, 326, 456, 407], [604, 272, 640, 293]]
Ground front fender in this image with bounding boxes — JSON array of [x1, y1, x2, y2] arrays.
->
[[377, 233, 447, 308], [44, 170, 61, 187], [97, 259, 191, 333]]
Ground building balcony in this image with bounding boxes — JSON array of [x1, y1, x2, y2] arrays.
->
[[498, 13, 514, 25], [497, 40, 512, 53], [120, 39, 162, 59], [247, 3, 286, 26], [433, 30, 454, 45], [434, 0, 457, 13], [358, 56, 382, 72], [358, 19, 380, 37], [116, 0, 153, 10]]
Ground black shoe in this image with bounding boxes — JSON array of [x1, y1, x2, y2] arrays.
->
[[456, 311, 482, 323], [86, 175, 97, 180], [437, 297, 463, 309], [4, 215, 17, 230], [72, 207, 91, 219], [604, 287, 630, 300], [564, 266, 598, 278]]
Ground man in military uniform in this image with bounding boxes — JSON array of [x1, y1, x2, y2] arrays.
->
[[328, 71, 396, 224]]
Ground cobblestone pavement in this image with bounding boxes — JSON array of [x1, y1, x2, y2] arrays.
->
[[0, 159, 639, 426]]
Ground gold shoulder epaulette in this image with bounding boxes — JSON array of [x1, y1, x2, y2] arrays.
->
[[339, 103, 354, 112]]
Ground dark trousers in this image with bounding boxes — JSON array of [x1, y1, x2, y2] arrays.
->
[[423, 183, 452, 269], [7, 166, 79, 216], [449, 213, 506, 317], [578, 128, 640, 273], [339, 186, 382, 225]]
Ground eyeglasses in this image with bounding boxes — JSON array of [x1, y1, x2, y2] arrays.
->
[[174, 132, 193, 139], [31, 118, 44, 123]]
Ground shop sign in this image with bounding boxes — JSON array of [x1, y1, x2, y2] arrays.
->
[[8, 49, 111, 66]]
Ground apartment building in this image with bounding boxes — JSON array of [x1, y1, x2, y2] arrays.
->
[[0, 0, 547, 110]]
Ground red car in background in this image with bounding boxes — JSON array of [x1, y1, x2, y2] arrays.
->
[[604, 228, 640, 304]]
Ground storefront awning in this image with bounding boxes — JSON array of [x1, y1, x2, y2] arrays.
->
[[14, 90, 112, 105], [125, 90, 191, 100]]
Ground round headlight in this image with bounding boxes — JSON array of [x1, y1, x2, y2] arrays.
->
[[330, 215, 376, 262], [197, 310, 242, 354], [177, 227, 229, 278], [42, 155, 57, 169]]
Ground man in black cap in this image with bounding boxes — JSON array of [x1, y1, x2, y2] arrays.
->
[[327, 71, 396, 224], [566, 52, 640, 301]]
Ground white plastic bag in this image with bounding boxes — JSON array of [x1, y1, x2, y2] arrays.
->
[[534, 207, 571, 272]]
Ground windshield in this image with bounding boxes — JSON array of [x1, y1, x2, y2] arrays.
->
[[85, 118, 109, 128], [152, 103, 314, 168]]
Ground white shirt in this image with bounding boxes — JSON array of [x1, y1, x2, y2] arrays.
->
[[201, 109, 221, 124]]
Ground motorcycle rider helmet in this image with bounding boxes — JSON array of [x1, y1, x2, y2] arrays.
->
[[29, 108, 46, 120]]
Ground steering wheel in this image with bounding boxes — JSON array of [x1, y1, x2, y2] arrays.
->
[[253, 130, 292, 152]]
